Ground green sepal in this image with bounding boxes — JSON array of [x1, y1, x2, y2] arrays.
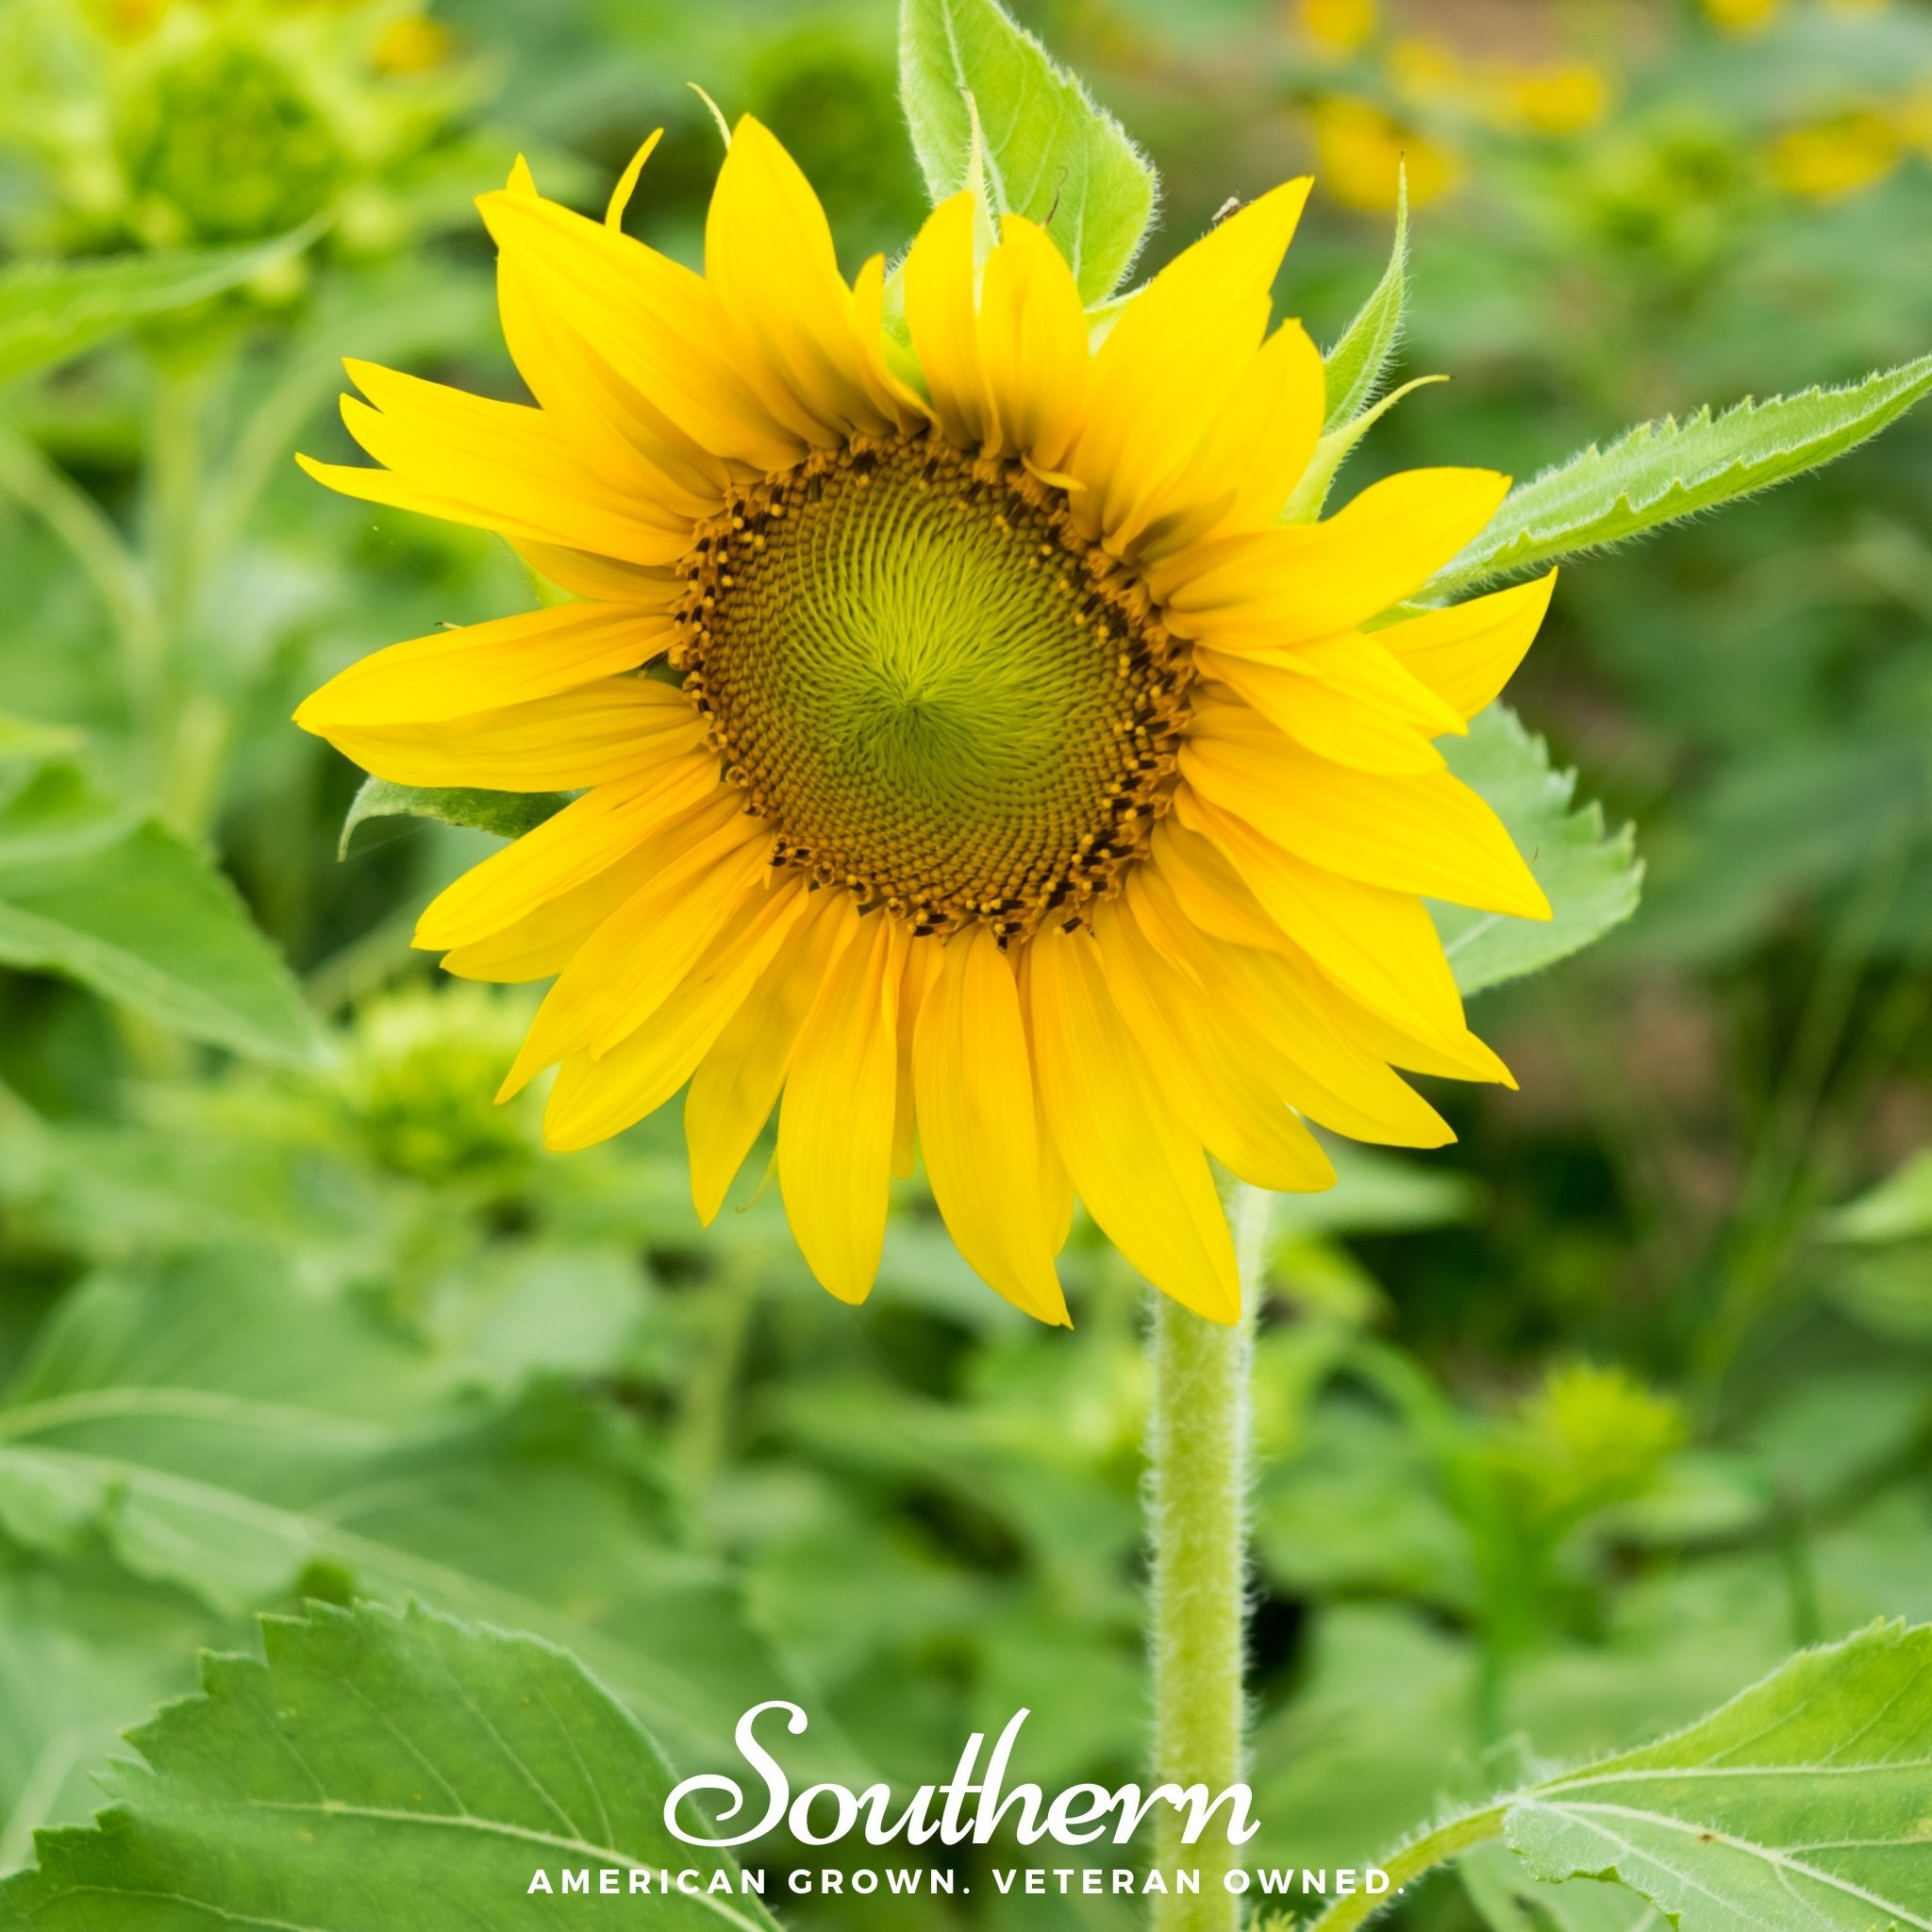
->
[[338, 775, 574, 859], [1320, 168, 1408, 436], [1285, 375, 1446, 524]]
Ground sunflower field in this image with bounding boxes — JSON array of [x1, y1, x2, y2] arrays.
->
[[1, 0, 1931, 1927]]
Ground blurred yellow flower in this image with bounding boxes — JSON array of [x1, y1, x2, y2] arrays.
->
[[87, 0, 168, 43], [1491, 62, 1613, 137], [296, 123, 1548, 1324], [1295, 0, 1375, 58], [1386, 35, 1464, 108], [1702, 0, 1781, 31], [1310, 94, 1458, 209], [1771, 109, 1902, 200], [1900, 83, 1932, 160], [372, 14, 454, 74]]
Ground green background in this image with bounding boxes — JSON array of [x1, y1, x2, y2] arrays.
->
[[1, 0, 1931, 1925]]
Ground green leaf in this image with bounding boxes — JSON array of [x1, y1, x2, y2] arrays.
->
[[1427, 353, 1932, 598], [1434, 707, 1642, 997], [1256, 1404, 1475, 1611], [339, 774, 573, 858], [0, 1598, 784, 1929], [898, 0, 1157, 303], [0, 714, 82, 764], [0, 1252, 823, 1775], [1461, 1842, 1664, 1932], [0, 765, 319, 1064], [1824, 1148, 1932, 1244], [0, 1551, 215, 1874], [1303, 1620, 1932, 1932], [1321, 170, 1408, 434], [0, 228, 320, 386], [1506, 1619, 1932, 1932]]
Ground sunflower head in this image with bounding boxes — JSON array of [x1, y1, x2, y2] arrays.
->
[[678, 433, 1191, 941], [295, 115, 1554, 1327]]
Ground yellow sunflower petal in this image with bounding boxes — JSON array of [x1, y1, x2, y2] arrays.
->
[[1208, 319, 1327, 534], [1066, 178, 1312, 548], [414, 753, 727, 951], [850, 254, 935, 434], [571, 823, 777, 1058], [605, 130, 661, 231], [977, 213, 1090, 471], [543, 877, 808, 1152], [1154, 467, 1511, 641], [1180, 719, 1552, 919], [1146, 817, 1291, 953], [322, 678, 707, 791], [903, 192, 989, 450], [1378, 570, 1557, 719], [914, 924, 1070, 1325], [298, 451, 647, 566], [441, 847, 654, 983], [497, 256, 728, 524], [1206, 625, 1468, 736], [706, 117, 897, 442], [295, 605, 675, 732], [498, 794, 770, 1091], [891, 936, 939, 1180], [329, 381, 692, 567], [778, 909, 906, 1303], [346, 353, 707, 536], [1121, 318, 1326, 558], [1124, 862, 1452, 1146], [686, 890, 859, 1224], [1028, 923, 1239, 1323], [1096, 902, 1335, 1194], [1192, 657, 1446, 775], [1176, 786, 1466, 1044], [510, 541, 684, 607], [476, 186, 804, 472], [1200, 931, 1456, 1148], [1311, 975, 1516, 1088], [1036, 1081, 1074, 1252]]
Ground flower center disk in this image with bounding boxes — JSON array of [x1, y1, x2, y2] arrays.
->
[[676, 435, 1189, 940]]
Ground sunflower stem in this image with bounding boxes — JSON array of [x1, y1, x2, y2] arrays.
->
[[1146, 1182, 1271, 1931]]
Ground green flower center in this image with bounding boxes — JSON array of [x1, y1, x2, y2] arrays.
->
[[675, 435, 1190, 941]]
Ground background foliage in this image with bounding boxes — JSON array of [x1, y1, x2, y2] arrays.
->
[[0, 0, 1930, 1926]]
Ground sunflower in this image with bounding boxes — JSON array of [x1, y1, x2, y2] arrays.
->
[[295, 118, 1553, 1326]]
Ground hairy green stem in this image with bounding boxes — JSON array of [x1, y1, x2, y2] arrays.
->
[[1147, 1183, 1272, 1932], [1302, 1807, 1507, 1932]]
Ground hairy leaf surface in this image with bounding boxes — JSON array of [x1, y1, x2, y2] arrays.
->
[[899, 0, 1156, 301], [1436, 707, 1641, 996], [0, 1599, 784, 1928], [1428, 355, 1932, 596], [0, 763, 317, 1063]]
